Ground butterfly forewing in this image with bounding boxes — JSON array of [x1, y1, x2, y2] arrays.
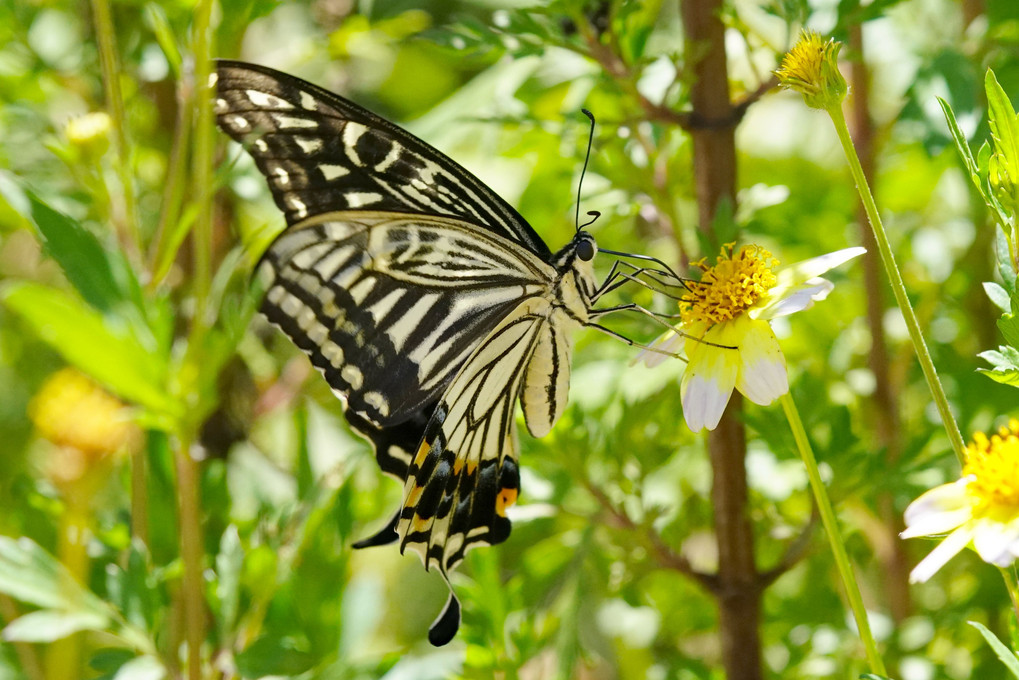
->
[[215, 60, 551, 259]]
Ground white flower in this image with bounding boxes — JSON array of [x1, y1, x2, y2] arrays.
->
[[643, 244, 865, 431], [902, 421, 1019, 582]]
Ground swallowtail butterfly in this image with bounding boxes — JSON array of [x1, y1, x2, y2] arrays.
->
[[214, 60, 677, 646]]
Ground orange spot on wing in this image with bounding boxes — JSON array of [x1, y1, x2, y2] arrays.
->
[[495, 487, 518, 517]]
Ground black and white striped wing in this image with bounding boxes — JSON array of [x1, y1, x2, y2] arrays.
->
[[258, 213, 555, 478], [214, 60, 552, 260], [395, 300, 546, 644]]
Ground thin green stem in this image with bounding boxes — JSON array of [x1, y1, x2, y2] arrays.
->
[[89, 0, 142, 267], [175, 435, 205, 680], [1001, 566, 1019, 626], [827, 104, 967, 467], [781, 393, 887, 676], [190, 0, 216, 322]]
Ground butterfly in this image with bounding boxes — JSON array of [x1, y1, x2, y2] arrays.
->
[[214, 60, 682, 646]]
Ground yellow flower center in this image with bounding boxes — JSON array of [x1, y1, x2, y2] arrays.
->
[[680, 244, 778, 325], [964, 420, 1019, 512]]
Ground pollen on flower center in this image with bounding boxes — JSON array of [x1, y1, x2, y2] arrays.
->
[[680, 244, 779, 325], [964, 420, 1019, 511]]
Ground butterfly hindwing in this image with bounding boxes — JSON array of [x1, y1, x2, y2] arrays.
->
[[396, 292, 585, 573], [398, 304, 539, 574]]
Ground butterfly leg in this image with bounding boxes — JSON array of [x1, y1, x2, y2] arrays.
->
[[589, 303, 737, 351], [593, 261, 687, 302]]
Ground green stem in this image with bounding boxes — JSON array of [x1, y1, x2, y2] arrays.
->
[[47, 495, 90, 680], [190, 0, 215, 324], [89, 0, 142, 266], [827, 104, 967, 467], [1001, 566, 1019, 627], [781, 393, 887, 676], [175, 435, 205, 680]]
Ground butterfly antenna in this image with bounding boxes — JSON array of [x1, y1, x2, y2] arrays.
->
[[576, 108, 596, 233]]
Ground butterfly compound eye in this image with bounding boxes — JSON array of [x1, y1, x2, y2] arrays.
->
[[576, 239, 595, 262]]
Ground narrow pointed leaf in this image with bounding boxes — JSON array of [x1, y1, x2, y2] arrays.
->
[[3, 609, 110, 643], [938, 96, 982, 194], [0, 175, 132, 314], [985, 281, 1011, 312], [0, 537, 113, 614], [969, 621, 1019, 678], [986, 70, 1019, 196]]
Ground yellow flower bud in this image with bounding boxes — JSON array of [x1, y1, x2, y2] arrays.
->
[[64, 112, 112, 158], [775, 31, 848, 111]]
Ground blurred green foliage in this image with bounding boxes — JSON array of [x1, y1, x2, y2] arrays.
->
[[1, 0, 1019, 678]]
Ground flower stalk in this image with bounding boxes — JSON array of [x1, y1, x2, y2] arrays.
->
[[1002, 567, 1019, 625], [781, 393, 887, 675], [777, 32, 966, 466], [827, 106, 966, 465], [89, 0, 141, 266]]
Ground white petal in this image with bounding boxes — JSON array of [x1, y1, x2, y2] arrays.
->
[[734, 319, 788, 405], [681, 326, 739, 431], [909, 524, 975, 583], [775, 247, 866, 288], [900, 478, 974, 538], [637, 330, 682, 368], [753, 279, 834, 320], [973, 515, 1019, 567]]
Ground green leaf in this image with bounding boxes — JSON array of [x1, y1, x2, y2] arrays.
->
[[111, 654, 165, 680], [89, 648, 138, 673], [978, 348, 1019, 386], [986, 281, 1012, 312], [235, 636, 315, 677], [999, 314, 1019, 349], [143, 5, 181, 79], [938, 96, 983, 194], [986, 70, 1019, 205], [997, 227, 1018, 294], [3, 609, 110, 642], [106, 541, 158, 632], [0, 282, 178, 418], [970, 620, 1019, 678], [0, 174, 134, 315], [0, 537, 102, 611], [215, 525, 243, 636]]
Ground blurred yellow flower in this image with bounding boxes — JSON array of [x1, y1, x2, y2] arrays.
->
[[775, 31, 848, 111], [64, 112, 112, 157], [642, 245, 864, 431], [902, 421, 1019, 582], [30, 368, 139, 486]]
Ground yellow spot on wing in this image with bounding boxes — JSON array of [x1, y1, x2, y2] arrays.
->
[[406, 483, 424, 507], [414, 440, 430, 466]]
